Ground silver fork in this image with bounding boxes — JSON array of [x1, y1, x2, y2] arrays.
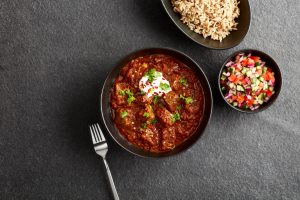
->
[[89, 123, 120, 200]]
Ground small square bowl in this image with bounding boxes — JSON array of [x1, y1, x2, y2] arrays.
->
[[218, 49, 282, 113]]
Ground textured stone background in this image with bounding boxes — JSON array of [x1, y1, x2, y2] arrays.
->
[[0, 0, 299, 199]]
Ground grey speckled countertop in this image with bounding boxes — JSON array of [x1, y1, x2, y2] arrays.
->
[[0, 0, 299, 200]]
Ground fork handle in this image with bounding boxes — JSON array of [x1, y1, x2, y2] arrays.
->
[[103, 158, 120, 200]]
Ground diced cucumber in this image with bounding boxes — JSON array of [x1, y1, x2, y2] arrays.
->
[[246, 71, 252, 77], [241, 68, 248, 74], [237, 85, 244, 92], [269, 86, 274, 91], [229, 83, 235, 89], [252, 85, 258, 92], [258, 93, 264, 100], [258, 76, 264, 81], [221, 75, 226, 80], [256, 65, 262, 69], [262, 67, 267, 74], [233, 102, 238, 107], [255, 79, 261, 86]]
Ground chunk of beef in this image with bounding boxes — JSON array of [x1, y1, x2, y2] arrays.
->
[[126, 62, 148, 88], [115, 83, 130, 106], [155, 107, 173, 126], [140, 126, 159, 146], [163, 91, 180, 112], [162, 127, 176, 150], [114, 108, 136, 130], [139, 104, 155, 121]]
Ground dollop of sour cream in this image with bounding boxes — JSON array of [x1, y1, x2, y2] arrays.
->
[[139, 71, 172, 97]]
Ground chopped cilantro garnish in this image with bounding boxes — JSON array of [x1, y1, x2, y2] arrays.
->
[[145, 68, 159, 83], [127, 96, 135, 104], [118, 90, 125, 96], [143, 112, 150, 118], [125, 89, 133, 96], [180, 94, 193, 104], [159, 82, 170, 91], [176, 105, 183, 110], [125, 89, 135, 104], [120, 111, 128, 118], [150, 119, 157, 124], [141, 123, 147, 129], [185, 97, 193, 104], [153, 95, 160, 104], [171, 111, 180, 123], [179, 77, 187, 86]]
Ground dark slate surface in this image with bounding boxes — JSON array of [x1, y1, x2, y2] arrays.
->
[[0, 0, 299, 199]]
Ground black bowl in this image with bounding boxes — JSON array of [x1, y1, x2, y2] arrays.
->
[[100, 48, 213, 157], [218, 49, 282, 113], [161, 0, 251, 49]]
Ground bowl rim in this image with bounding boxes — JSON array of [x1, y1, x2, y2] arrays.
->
[[218, 48, 282, 113], [160, 0, 251, 50], [100, 47, 213, 157]]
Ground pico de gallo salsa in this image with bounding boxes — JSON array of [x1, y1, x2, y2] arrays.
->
[[111, 54, 204, 152], [220, 53, 275, 110]]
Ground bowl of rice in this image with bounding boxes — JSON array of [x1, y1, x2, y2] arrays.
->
[[161, 0, 251, 49]]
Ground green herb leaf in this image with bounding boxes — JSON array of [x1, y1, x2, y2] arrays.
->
[[255, 62, 260, 67], [176, 105, 183, 110], [127, 96, 135, 104], [125, 89, 135, 104], [118, 90, 125, 96], [145, 68, 159, 83], [125, 89, 133, 96], [159, 82, 170, 91], [171, 111, 180, 123], [179, 77, 187, 86], [185, 97, 193, 104], [120, 111, 128, 118], [153, 95, 160, 104], [150, 119, 157, 124], [180, 94, 193, 104], [143, 112, 150, 118], [141, 123, 147, 129]]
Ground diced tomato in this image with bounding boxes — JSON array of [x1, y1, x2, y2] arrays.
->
[[263, 71, 273, 81], [232, 95, 238, 100], [241, 59, 248, 66], [265, 90, 273, 97], [237, 95, 244, 104], [228, 75, 237, 82], [241, 79, 247, 85], [246, 98, 254, 106], [267, 68, 273, 72], [249, 56, 260, 62], [247, 58, 255, 66]]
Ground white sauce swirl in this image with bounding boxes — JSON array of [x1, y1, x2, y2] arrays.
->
[[139, 72, 172, 97]]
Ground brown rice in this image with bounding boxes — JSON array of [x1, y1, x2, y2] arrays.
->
[[171, 0, 240, 42]]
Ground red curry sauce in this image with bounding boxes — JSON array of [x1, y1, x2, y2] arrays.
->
[[111, 54, 204, 152]]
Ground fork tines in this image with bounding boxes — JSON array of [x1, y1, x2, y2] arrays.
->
[[89, 123, 106, 145]]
